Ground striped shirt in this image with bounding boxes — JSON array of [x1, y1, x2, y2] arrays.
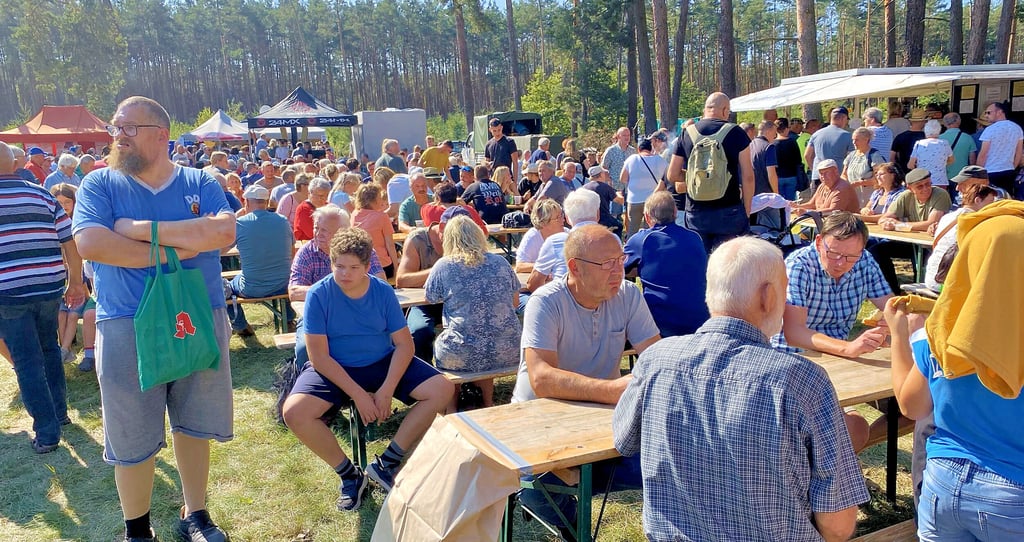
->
[[0, 175, 71, 303]]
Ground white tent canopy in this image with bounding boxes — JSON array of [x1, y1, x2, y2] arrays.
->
[[731, 64, 1024, 111], [190, 109, 249, 141]]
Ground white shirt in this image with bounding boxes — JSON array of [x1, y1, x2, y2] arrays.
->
[[925, 208, 967, 290], [979, 119, 1024, 172]]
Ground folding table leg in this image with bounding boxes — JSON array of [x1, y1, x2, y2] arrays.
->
[[577, 463, 593, 542], [886, 397, 898, 503], [501, 494, 515, 542]]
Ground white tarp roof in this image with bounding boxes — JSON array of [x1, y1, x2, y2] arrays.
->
[[732, 64, 1024, 111], [190, 109, 249, 141]]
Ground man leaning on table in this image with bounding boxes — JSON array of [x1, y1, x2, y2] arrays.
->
[[512, 224, 661, 539], [772, 212, 893, 451], [614, 237, 868, 542]]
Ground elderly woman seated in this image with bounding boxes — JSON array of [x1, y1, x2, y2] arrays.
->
[[425, 209, 522, 410]]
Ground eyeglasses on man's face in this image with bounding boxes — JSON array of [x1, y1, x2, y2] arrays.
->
[[574, 254, 627, 271], [821, 238, 861, 263], [105, 124, 162, 137]]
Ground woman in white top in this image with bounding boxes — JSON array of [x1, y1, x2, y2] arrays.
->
[[514, 199, 565, 274], [924, 183, 998, 290], [908, 120, 954, 188], [620, 137, 667, 238]]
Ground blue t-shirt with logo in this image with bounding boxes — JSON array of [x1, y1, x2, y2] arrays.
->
[[72, 166, 231, 321], [303, 274, 407, 368]]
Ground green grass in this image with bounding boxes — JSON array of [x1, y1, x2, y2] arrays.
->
[[1, 303, 914, 541]]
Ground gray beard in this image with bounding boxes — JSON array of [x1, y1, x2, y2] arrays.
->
[[107, 147, 150, 177]]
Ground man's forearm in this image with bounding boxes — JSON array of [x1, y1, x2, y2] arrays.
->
[[117, 214, 236, 253], [533, 367, 628, 405], [396, 268, 430, 288], [61, 239, 84, 286], [288, 284, 311, 301], [76, 227, 187, 268]]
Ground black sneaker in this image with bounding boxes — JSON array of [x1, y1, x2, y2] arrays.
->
[[337, 468, 368, 512], [177, 508, 229, 542], [31, 438, 59, 454], [125, 528, 159, 542]]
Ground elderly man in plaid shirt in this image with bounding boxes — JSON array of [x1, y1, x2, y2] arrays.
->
[[772, 212, 894, 452], [614, 236, 868, 542], [288, 205, 384, 368]]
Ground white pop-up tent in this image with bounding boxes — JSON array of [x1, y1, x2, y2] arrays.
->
[[190, 109, 249, 141], [731, 64, 1024, 112]]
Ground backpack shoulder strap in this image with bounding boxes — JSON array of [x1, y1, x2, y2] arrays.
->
[[711, 122, 735, 142], [685, 124, 702, 144]]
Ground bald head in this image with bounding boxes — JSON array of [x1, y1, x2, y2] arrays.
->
[[704, 92, 731, 120], [564, 224, 619, 261], [0, 142, 14, 174]]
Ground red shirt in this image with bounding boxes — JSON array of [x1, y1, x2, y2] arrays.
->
[[293, 200, 316, 240], [419, 204, 489, 234], [25, 162, 46, 183]]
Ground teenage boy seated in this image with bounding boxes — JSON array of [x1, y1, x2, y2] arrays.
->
[[281, 227, 454, 512]]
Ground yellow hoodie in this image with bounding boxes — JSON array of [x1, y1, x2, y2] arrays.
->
[[925, 199, 1024, 399]]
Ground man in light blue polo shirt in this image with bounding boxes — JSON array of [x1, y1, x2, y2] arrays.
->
[[226, 184, 296, 336], [513, 223, 661, 534]]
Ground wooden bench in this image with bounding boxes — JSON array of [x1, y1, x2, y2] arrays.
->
[[440, 365, 517, 384], [229, 294, 290, 334], [273, 332, 296, 350], [862, 419, 916, 451], [851, 520, 917, 542], [623, 348, 638, 370]]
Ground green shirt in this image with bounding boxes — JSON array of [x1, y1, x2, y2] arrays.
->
[[888, 187, 951, 222], [796, 132, 811, 169], [399, 195, 423, 228], [939, 128, 978, 180]]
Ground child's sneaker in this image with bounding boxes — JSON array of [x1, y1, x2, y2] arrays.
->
[[366, 456, 396, 492], [337, 468, 368, 511]]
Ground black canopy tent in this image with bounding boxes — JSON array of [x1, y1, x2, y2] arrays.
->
[[247, 87, 356, 146]]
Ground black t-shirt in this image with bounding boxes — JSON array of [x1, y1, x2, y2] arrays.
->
[[891, 130, 925, 172], [518, 177, 543, 198], [773, 137, 802, 178], [485, 136, 518, 170], [583, 181, 621, 227], [671, 118, 750, 211], [462, 179, 508, 224]]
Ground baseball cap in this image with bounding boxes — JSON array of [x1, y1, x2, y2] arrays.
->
[[952, 165, 988, 184], [459, 165, 472, 172], [488, 118, 502, 127], [423, 167, 444, 179], [243, 185, 270, 200], [439, 206, 472, 233], [28, 147, 44, 156], [909, 108, 927, 121], [588, 165, 609, 177], [816, 159, 838, 171], [525, 164, 539, 174], [830, 106, 849, 117], [906, 168, 932, 185]]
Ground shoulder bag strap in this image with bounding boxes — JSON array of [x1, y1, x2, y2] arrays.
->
[[932, 218, 958, 250]]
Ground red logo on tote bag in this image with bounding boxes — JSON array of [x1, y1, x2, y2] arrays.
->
[[174, 311, 197, 339]]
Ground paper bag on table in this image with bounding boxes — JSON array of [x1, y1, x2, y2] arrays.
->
[[371, 415, 520, 542]]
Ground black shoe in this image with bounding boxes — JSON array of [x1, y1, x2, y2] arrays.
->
[[125, 528, 159, 542], [31, 438, 58, 454], [178, 509, 229, 542], [233, 326, 255, 337]]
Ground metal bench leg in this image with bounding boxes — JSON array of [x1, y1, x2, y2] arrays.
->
[[501, 494, 515, 542], [886, 397, 898, 503], [347, 404, 368, 468]]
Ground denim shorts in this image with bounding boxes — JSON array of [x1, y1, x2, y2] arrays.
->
[[95, 308, 234, 466], [290, 354, 441, 407], [918, 456, 1024, 541]]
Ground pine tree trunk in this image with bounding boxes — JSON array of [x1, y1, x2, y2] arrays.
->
[[996, 0, 1016, 63], [904, 0, 925, 66], [968, 0, 991, 64], [796, 0, 821, 122], [884, 0, 896, 67], [651, 0, 675, 129], [634, 0, 658, 134], [625, 4, 638, 134], [453, 2, 474, 132], [719, 0, 738, 100], [504, 0, 522, 109], [950, 0, 964, 65], [671, 0, 690, 120]]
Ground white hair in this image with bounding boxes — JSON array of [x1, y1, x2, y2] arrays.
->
[[562, 188, 600, 226], [57, 153, 79, 169], [705, 237, 784, 316], [313, 204, 350, 228], [309, 177, 332, 192], [924, 119, 942, 138], [538, 137, 550, 148]]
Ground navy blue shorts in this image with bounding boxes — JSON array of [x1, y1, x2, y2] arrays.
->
[[291, 354, 441, 407]]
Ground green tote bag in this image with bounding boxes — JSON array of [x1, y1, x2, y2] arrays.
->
[[134, 222, 220, 391]]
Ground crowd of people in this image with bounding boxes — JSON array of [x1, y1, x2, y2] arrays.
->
[[1, 90, 1023, 542]]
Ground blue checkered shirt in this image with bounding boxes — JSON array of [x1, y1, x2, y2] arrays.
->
[[613, 317, 869, 541], [771, 244, 891, 352], [288, 241, 383, 288]]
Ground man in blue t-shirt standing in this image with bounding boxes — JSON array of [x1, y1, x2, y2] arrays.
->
[[73, 96, 237, 542], [226, 184, 296, 336]]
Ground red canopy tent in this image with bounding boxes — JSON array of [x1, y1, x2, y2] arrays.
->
[[0, 105, 112, 155]]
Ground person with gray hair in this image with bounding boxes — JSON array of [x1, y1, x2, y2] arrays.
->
[[10, 145, 39, 183], [861, 106, 894, 156], [613, 236, 867, 542], [44, 153, 81, 189], [293, 176, 333, 240], [939, 112, 978, 188], [375, 138, 406, 174], [908, 119, 954, 189], [525, 188, 602, 291], [529, 136, 552, 163], [624, 191, 709, 337]]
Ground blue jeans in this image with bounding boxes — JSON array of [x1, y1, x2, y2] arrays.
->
[[407, 304, 443, 363], [0, 298, 67, 445], [518, 455, 642, 528], [684, 203, 750, 254], [918, 457, 1024, 541], [777, 176, 798, 200], [226, 275, 293, 331]]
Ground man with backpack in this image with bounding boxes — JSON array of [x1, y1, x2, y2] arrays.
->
[[667, 92, 754, 253]]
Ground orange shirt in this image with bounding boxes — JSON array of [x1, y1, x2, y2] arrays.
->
[[353, 208, 395, 267]]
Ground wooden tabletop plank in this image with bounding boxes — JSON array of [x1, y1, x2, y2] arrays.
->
[[805, 347, 894, 407], [865, 224, 933, 247], [290, 287, 429, 317]]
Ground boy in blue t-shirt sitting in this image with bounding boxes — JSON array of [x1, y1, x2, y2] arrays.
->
[[282, 228, 454, 512]]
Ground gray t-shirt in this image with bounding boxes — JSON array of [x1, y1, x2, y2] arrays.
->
[[512, 276, 659, 402], [808, 125, 853, 180]]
